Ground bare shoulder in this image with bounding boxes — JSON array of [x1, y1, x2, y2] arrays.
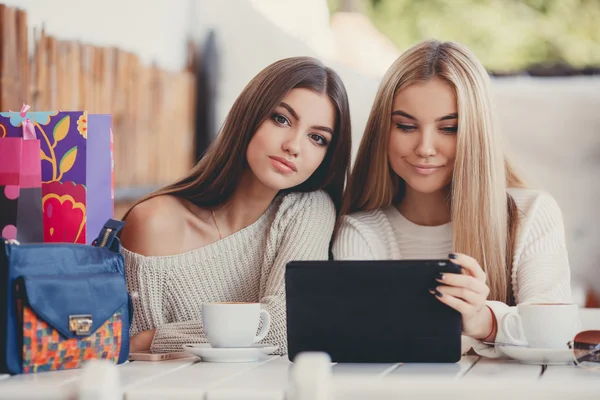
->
[[120, 195, 189, 257]]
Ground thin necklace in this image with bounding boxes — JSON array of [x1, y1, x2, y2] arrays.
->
[[211, 210, 223, 240]]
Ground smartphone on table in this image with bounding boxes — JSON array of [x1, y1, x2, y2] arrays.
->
[[128, 350, 193, 362]]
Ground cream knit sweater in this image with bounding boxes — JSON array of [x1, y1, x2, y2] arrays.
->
[[332, 188, 573, 357], [124, 190, 335, 354]]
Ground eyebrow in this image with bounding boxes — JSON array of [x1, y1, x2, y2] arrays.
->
[[280, 102, 299, 120], [279, 101, 334, 135], [392, 110, 458, 122]]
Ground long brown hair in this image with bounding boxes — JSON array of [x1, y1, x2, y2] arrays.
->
[[125, 57, 351, 218], [342, 40, 525, 304]]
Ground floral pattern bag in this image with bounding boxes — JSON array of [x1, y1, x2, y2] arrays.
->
[[0, 109, 113, 244]]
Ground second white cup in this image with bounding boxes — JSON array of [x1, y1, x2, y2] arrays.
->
[[501, 303, 578, 349]]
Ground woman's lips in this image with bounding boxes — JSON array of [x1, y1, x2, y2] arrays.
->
[[408, 162, 444, 176], [269, 156, 297, 174]]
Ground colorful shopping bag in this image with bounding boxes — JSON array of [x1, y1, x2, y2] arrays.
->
[[0, 110, 43, 243], [0, 108, 113, 244]]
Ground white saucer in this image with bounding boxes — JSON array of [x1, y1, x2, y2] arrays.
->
[[183, 344, 279, 363], [499, 345, 574, 365]]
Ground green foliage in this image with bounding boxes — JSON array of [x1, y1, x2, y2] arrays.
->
[[328, 0, 600, 71]]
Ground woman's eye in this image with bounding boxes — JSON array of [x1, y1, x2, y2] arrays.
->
[[396, 124, 417, 132], [272, 113, 290, 126], [441, 126, 458, 134], [309, 134, 328, 146]]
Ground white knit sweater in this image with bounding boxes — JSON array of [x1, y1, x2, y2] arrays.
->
[[332, 187, 573, 357], [124, 190, 335, 354]]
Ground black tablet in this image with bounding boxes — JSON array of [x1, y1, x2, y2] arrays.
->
[[285, 260, 462, 363]]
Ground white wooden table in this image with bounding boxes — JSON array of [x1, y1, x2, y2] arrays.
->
[[1, 308, 599, 400], [1, 355, 599, 400]]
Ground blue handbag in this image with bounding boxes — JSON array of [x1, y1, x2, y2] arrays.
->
[[0, 219, 132, 374]]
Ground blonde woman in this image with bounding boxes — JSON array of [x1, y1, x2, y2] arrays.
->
[[332, 40, 572, 356]]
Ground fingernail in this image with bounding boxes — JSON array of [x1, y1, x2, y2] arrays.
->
[[436, 272, 444, 280], [449, 253, 457, 259], [434, 289, 443, 297]]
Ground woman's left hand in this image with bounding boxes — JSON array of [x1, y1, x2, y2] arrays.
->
[[130, 329, 156, 353], [431, 253, 494, 340]]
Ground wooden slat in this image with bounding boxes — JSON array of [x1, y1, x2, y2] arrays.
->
[[112, 49, 127, 188], [47, 35, 57, 110], [80, 44, 93, 110], [126, 356, 280, 400], [93, 46, 101, 112], [461, 357, 542, 380], [34, 27, 48, 110], [387, 355, 479, 379], [101, 47, 115, 114], [0, 6, 17, 110], [206, 357, 290, 400], [118, 358, 199, 391], [16, 8, 28, 104], [154, 68, 166, 184], [0, 367, 80, 400], [55, 40, 67, 109], [125, 53, 140, 187], [135, 64, 151, 186], [69, 41, 81, 109]]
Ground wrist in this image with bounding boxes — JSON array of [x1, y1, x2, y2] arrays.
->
[[131, 329, 156, 352], [472, 305, 497, 340]]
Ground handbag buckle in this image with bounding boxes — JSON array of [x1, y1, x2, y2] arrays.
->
[[69, 314, 93, 335]]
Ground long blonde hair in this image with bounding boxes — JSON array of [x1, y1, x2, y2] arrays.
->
[[342, 40, 525, 304]]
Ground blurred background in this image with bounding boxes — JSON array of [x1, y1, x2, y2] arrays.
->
[[1, 0, 598, 305]]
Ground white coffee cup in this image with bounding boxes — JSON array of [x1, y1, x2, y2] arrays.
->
[[501, 303, 578, 349], [202, 302, 271, 348]]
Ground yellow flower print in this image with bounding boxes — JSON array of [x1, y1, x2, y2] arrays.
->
[[77, 112, 88, 139]]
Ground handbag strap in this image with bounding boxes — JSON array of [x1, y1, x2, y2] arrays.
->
[[92, 219, 125, 253], [93, 219, 133, 325]]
